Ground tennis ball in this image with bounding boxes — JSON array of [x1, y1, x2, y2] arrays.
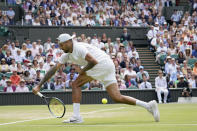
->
[[102, 98, 108, 104]]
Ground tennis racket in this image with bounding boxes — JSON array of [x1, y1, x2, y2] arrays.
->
[[37, 92, 66, 118]]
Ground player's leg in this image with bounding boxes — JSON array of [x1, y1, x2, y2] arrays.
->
[[106, 83, 143, 105], [106, 83, 160, 122], [63, 74, 93, 123]]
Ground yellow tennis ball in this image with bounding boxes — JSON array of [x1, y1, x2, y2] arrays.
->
[[102, 98, 108, 104]]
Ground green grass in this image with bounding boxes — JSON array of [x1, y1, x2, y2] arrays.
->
[[0, 104, 197, 131]]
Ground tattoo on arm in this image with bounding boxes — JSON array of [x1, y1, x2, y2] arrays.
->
[[38, 64, 59, 87]]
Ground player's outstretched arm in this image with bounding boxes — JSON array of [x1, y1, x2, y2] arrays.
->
[[80, 53, 98, 75], [33, 63, 63, 95]]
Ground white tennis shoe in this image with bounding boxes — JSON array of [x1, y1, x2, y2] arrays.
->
[[147, 100, 160, 122], [63, 115, 84, 123]]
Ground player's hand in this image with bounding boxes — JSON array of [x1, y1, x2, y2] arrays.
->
[[32, 86, 41, 95]]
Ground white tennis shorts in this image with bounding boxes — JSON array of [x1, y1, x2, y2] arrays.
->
[[86, 58, 117, 87]]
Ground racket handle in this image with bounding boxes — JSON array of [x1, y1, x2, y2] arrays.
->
[[37, 92, 44, 98]]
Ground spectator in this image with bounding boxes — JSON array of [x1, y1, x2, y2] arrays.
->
[[55, 67, 67, 84], [25, 39, 32, 49], [192, 44, 197, 58], [171, 10, 182, 24], [44, 37, 53, 52], [155, 70, 169, 103], [9, 58, 17, 72], [89, 80, 103, 90], [117, 79, 127, 90], [6, 7, 15, 25], [4, 79, 16, 92], [168, 43, 177, 55], [86, 2, 94, 14], [139, 74, 152, 89], [165, 56, 172, 74], [14, 49, 23, 63], [164, 0, 173, 7], [5, 50, 13, 65], [177, 75, 192, 97], [155, 42, 167, 64], [0, 75, 7, 87], [137, 66, 149, 84], [23, 70, 34, 86], [120, 28, 131, 43], [16, 63, 24, 76], [24, 50, 33, 62], [43, 79, 55, 90], [54, 76, 65, 90], [0, 58, 10, 73], [177, 51, 185, 64], [66, 73, 75, 89], [120, 55, 129, 68], [124, 64, 137, 86], [188, 72, 196, 88], [15, 79, 29, 92], [10, 70, 21, 86], [182, 60, 188, 76]]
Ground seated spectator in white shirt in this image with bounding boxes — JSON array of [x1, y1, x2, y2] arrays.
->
[[9, 58, 17, 72], [139, 74, 152, 89], [0, 75, 7, 88], [156, 42, 167, 64], [14, 49, 23, 63], [155, 70, 169, 103], [15, 79, 29, 92], [168, 58, 177, 76], [165, 56, 172, 74], [188, 72, 196, 88], [54, 76, 65, 90]]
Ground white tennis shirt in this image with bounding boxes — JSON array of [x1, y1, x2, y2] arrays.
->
[[58, 41, 110, 66]]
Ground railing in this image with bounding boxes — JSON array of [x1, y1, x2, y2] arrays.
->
[[0, 88, 196, 105]]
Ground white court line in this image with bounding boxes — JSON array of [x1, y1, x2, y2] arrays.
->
[[0, 117, 52, 126], [0, 107, 125, 126], [4, 124, 197, 127]]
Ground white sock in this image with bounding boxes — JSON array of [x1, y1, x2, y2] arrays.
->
[[73, 103, 80, 117], [136, 100, 148, 109]]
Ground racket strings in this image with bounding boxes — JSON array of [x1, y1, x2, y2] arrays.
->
[[49, 99, 64, 117]]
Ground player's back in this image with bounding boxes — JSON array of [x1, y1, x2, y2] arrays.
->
[[76, 42, 111, 62]]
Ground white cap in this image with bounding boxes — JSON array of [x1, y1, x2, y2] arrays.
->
[[57, 33, 74, 43]]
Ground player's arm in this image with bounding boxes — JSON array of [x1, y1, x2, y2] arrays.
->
[[80, 53, 98, 75], [33, 63, 63, 94]]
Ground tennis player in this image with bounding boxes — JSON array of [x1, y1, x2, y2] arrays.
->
[[33, 33, 160, 123]]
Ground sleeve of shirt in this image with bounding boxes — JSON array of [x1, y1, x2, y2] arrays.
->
[[58, 53, 69, 64]]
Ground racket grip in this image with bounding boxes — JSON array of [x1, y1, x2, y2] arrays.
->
[[37, 92, 44, 98]]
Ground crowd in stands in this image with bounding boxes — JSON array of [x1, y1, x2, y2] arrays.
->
[[147, 6, 197, 101], [0, 0, 179, 26], [0, 28, 151, 92]]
